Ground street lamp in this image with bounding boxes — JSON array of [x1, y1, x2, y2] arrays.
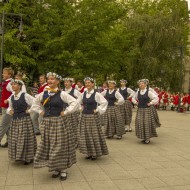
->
[[0, 10, 23, 83]]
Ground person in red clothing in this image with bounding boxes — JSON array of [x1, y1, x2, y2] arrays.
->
[[187, 93, 190, 111], [76, 80, 86, 93], [0, 67, 14, 147], [38, 75, 48, 94], [30, 74, 48, 135], [173, 93, 179, 111]]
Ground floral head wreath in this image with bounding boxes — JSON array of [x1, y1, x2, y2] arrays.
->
[[108, 80, 116, 85], [46, 72, 62, 80], [137, 79, 148, 85], [84, 77, 94, 83], [120, 79, 127, 83], [63, 78, 74, 82], [11, 79, 24, 86]]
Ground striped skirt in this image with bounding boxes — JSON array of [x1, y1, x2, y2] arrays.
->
[[67, 111, 80, 145], [34, 116, 76, 172], [119, 100, 133, 126], [8, 116, 37, 162], [135, 106, 161, 140], [78, 113, 108, 157], [104, 106, 125, 137]]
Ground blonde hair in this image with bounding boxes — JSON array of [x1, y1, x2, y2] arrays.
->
[[3, 67, 14, 77]]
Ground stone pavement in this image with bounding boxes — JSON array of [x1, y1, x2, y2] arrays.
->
[[0, 110, 190, 190]]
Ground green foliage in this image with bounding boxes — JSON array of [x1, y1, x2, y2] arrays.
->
[[0, 0, 189, 91]]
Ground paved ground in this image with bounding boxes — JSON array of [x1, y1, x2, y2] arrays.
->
[[0, 110, 190, 190]]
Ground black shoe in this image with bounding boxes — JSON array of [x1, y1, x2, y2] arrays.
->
[[60, 172, 67, 181], [144, 140, 150, 144], [85, 156, 92, 159], [91, 156, 97, 160], [129, 129, 132, 132], [52, 171, 60, 178], [1, 142, 8, 148], [116, 136, 122, 140], [141, 140, 145, 143], [125, 129, 129, 132], [35, 132, 41, 135], [24, 160, 33, 165]]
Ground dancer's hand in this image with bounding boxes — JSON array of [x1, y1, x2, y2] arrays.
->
[[147, 103, 151, 106], [4, 99, 8, 104], [60, 111, 64, 117], [94, 109, 97, 113], [9, 109, 14, 116], [40, 111, 45, 116]]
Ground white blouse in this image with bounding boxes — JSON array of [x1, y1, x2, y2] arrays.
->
[[7, 92, 34, 114], [117, 87, 135, 98], [64, 87, 82, 99], [31, 89, 78, 115], [101, 89, 124, 105], [132, 88, 159, 105], [77, 89, 108, 115]]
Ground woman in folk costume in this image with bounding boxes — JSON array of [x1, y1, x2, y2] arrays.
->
[[78, 77, 108, 160], [102, 80, 125, 139], [118, 79, 135, 132], [7, 79, 37, 164], [63, 78, 81, 147], [132, 79, 161, 144], [31, 72, 78, 181]]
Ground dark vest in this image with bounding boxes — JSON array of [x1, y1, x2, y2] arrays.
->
[[62, 88, 76, 109], [11, 93, 29, 119], [119, 88, 128, 100], [43, 91, 64, 117], [137, 89, 150, 108], [82, 90, 97, 114], [105, 90, 117, 106]]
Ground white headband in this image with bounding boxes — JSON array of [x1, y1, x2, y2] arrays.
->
[[63, 78, 74, 82], [84, 77, 94, 82], [11, 79, 24, 85], [47, 72, 62, 80], [120, 79, 127, 83], [108, 80, 116, 85]]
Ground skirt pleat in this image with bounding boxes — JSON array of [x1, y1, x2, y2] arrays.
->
[[104, 106, 125, 137], [34, 116, 76, 172], [8, 116, 37, 162], [78, 113, 108, 157], [135, 106, 160, 140], [119, 100, 133, 126]]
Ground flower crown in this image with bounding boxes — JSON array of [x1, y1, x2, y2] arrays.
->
[[46, 72, 62, 80], [120, 79, 127, 83], [11, 79, 24, 85], [108, 80, 116, 85], [137, 79, 148, 85], [84, 77, 94, 82], [63, 78, 74, 82]]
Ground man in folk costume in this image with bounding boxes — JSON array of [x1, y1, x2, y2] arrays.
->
[[63, 78, 81, 147], [31, 72, 78, 181], [30, 74, 48, 135], [163, 91, 169, 110], [101, 80, 125, 139], [118, 79, 135, 132], [173, 93, 179, 111], [132, 79, 161, 144], [0, 67, 14, 148]]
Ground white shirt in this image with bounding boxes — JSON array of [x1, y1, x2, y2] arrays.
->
[[5, 78, 13, 93], [31, 88, 78, 115], [132, 88, 159, 105], [64, 87, 81, 99], [101, 89, 124, 105], [78, 89, 108, 115], [7, 92, 34, 114], [117, 87, 135, 98]]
